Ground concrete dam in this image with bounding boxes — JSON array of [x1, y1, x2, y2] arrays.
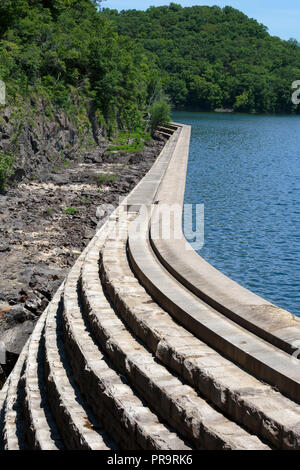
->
[[1, 123, 300, 450]]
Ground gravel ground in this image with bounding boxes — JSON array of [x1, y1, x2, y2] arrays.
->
[[0, 134, 166, 384]]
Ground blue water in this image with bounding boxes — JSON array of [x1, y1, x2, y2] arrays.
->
[[174, 111, 300, 317]]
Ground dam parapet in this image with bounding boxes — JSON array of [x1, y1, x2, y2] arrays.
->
[[1, 123, 300, 450]]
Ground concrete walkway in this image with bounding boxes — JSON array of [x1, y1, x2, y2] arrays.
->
[[1, 124, 300, 450]]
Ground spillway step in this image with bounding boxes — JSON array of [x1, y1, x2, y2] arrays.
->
[[63, 246, 191, 450], [128, 210, 300, 405], [44, 284, 117, 450], [99, 215, 300, 449], [1, 343, 29, 450], [79, 220, 269, 450], [24, 311, 63, 450]]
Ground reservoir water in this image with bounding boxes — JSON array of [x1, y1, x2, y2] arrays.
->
[[174, 112, 300, 317]]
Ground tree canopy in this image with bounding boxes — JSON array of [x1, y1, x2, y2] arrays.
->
[[0, 0, 163, 132], [104, 3, 300, 113], [1, 0, 299, 127]]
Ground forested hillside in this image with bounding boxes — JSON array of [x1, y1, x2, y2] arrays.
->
[[1, 0, 299, 147], [104, 3, 300, 113], [0, 0, 172, 188], [0, 0, 164, 135]]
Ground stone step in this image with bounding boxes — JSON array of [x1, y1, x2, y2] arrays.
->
[[127, 208, 300, 405], [150, 122, 300, 358], [157, 126, 175, 134], [1, 343, 29, 450], [79, 224, 269, 450], [24, 311, 63, 450], [157, 130, 172, 138], [63, 244, 191, 451], [151, 229, 300, 357], [44, 284, 116, 450], [100, 215, 300, 449]]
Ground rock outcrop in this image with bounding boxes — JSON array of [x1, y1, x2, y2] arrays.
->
[[0, 100, 167, 383], [0, 100, 106, 182]]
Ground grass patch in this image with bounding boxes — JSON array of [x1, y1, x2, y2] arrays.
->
[[96, 173, 119, 185], [0, 151, 15, 191], [64, 207, 79, 215], [107, 130, 152, 154]]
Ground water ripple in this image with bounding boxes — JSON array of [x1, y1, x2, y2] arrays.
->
[[176, 112, 300, 317]]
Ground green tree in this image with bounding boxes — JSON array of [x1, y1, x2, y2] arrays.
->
[[234, 91, 249, 111], [150, 99, 171, 131], [0, 151, 15, 191], [104, 4, 300, 114]]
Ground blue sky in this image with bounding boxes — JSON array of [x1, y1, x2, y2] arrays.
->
[[103, 1, 300, 41]]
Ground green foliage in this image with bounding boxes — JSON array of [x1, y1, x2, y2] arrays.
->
[[0, 151, 15, 191], [107, 129, 151, 153], [64, 207, 79, 215], [0, 0, 162, 131], [150, 100, 171, 130], [96, 173, 119, 185], [104, 4, 300, 114], [1, 0, 299, 165], [108, 142, 144, 153], [234, 92, 250, 112]]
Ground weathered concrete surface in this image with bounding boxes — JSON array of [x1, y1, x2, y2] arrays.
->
[[149, 124, 300, 356], [80, 220, 266, 450], [0, 124, 299, 450], [129, 209, 300, 404], [103, 215, 300, 449]]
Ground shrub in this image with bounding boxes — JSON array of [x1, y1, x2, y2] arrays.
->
[[64, 207, 79, 215], [150, 100, 171, 131], [107, 129, 151, 154], [96, 173, 119, 185], [0, 151, 15, 191]]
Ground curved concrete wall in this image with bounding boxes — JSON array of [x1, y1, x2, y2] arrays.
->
[[150, 123, 300, 356], [1, 122, 300, 450]]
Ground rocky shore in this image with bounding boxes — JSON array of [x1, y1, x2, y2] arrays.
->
[[0, 134, 166, 385]]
